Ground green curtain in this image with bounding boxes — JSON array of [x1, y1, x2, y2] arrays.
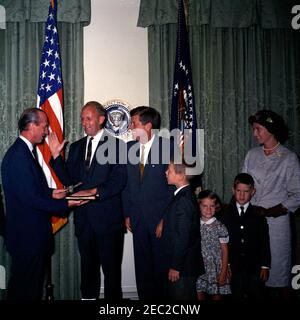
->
[[0, 0, 90, 299], [139, 0, 300, 202]]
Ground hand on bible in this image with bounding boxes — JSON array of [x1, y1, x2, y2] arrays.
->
[[52, 189, 67, 199]]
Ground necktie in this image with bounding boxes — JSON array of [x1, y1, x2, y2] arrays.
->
[[85, 137, 94, 170], [240, 206, 245, 218], [139, 144, 145, 179]]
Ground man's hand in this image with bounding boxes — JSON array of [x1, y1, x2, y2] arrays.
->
[[260, 268, 269, 282], [168, 269, 180, 282], [67, 200, 89, 208], [155, 219, 163, 239], [48, 132, 68, 159], [125, 217, 132, 232], [52, 189, 67, 199]]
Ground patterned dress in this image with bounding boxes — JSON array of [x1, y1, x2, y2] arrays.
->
[[196, 217, 231, 295]]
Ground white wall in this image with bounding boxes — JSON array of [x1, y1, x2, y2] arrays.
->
[[84, 0, 149, 296], [84, 0, 148, 107]]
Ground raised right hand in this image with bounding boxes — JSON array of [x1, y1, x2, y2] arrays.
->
[[48, 132, 68, 159]]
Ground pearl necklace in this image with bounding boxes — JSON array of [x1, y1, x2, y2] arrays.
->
[[262, 142, 280, 152]]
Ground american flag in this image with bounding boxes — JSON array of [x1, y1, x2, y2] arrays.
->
[[36, 0, 67, 233], [170, 0, 197, 156]]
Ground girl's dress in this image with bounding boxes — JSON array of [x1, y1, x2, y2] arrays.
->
[[196, 217, 231, 295]]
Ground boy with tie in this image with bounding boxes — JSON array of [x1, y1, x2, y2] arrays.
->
[[221, 173, 271, 300]]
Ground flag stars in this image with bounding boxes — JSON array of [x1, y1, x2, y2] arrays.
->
[[175, 83, 179, 90], [49, 13, 54, 20], [48, 73, 55, 81], [46, 48, 53, 57], [52, 26, 57, 34], [40, 83, 45, 90], [45, 84, 52, 92], [43, 59, 50, 67], [57, 76, 62, 84], [52, 62, 57, 70], [47, 24, 52, 31], [41, 71, 47, 79], [50, 38, 54, 45], [54, 52, 60, 59]]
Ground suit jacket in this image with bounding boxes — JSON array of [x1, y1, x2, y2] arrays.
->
[[220, 203, 271, 275], [1, 138, 67, 255], [122, 136, 175, 231], [50, 131, 127, 236], [161, 185, 204, 277]]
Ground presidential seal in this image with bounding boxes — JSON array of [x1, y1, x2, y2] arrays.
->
[[103, 99, 132, 141]]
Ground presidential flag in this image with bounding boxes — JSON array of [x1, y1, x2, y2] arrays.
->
[[170, 0, 197, 156], [36, 0, 67, 233]]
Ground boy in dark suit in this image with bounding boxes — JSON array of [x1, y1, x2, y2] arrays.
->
[[221, 173, 271, 300], [158, 161, 204, 300]]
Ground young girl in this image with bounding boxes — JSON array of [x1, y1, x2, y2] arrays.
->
[[196, 190, 231, 300]]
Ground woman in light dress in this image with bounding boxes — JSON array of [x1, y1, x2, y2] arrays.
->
[[242, 109, 300, 299]]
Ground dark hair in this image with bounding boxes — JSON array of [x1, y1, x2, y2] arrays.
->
[[197, 189, 222, 208], [233, 173, 254, 188], [248, 109, 289, 143], [18, 108, 47, 132], [130, 106, 161, 129]]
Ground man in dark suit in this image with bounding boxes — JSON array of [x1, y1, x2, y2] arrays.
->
[[1, 108, 79, 300], [122, 106, 175, 300], [160, 161, 204, 300], [49, 101, 126, 300], [221, 173, 271, 300]]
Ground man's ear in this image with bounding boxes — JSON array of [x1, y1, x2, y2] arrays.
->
[[145, 122, 152, 132], [232, 187, 235, 194], [251, 187, 256, 196], [99, 115, 106, 125]]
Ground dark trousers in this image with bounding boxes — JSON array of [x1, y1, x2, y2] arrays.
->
[[77, 224, 124, 300], [231, 270, 266, 300], [7, 253, 48, 300], [168, 276, 197, 300], [133, 220, 167, 300]]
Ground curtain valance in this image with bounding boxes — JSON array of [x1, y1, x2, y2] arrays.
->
[[138, 0, 294, 29], [0, 0, 90, 24]]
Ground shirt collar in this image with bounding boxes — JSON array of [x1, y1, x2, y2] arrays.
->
[[201, 217, 216, 225], [87, 128, 104, 144], [19, 135, 34, 152], [140, 134, 155, 149], [236, 202, 250, 212], [174, 184, 189, 196]]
